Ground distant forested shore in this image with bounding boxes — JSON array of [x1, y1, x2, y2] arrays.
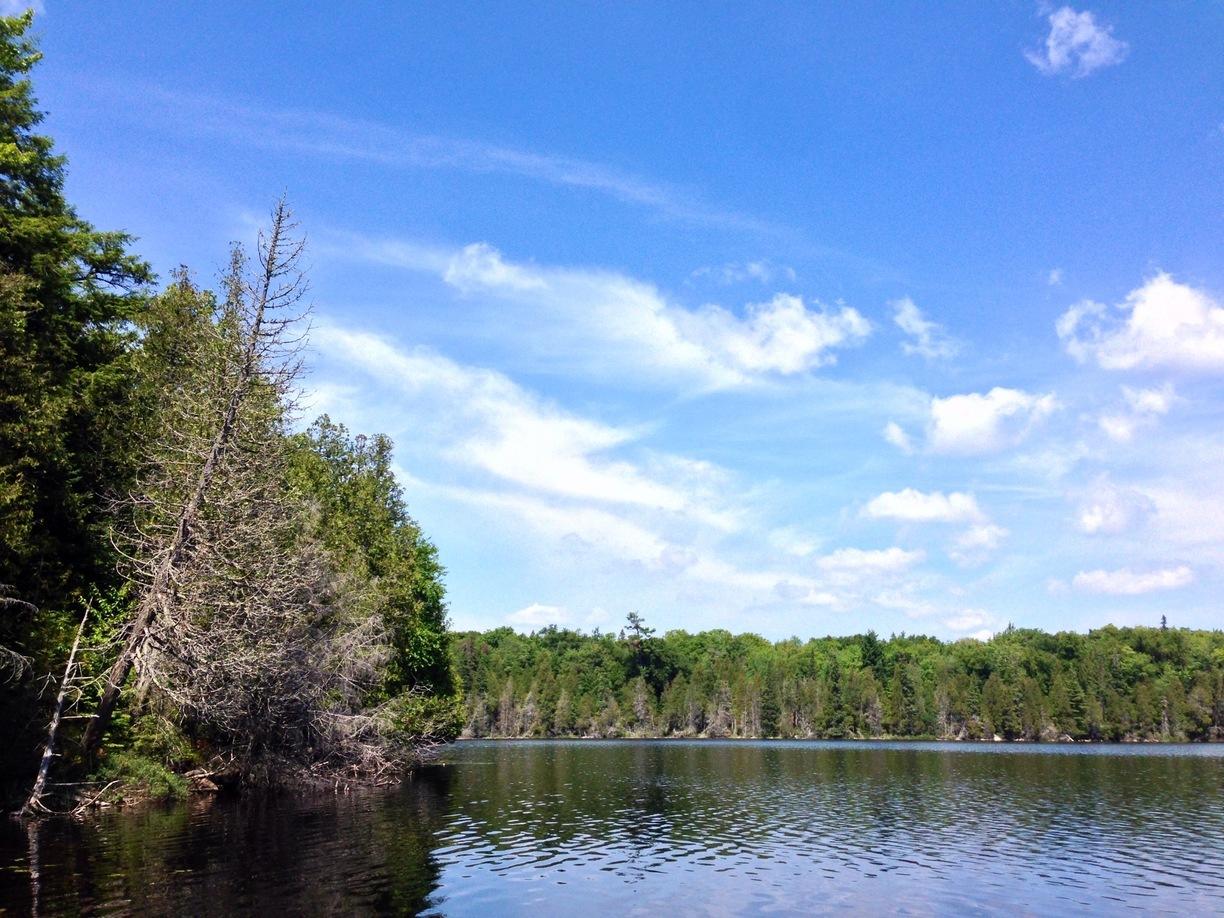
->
[[454, 617, 1224, 743]]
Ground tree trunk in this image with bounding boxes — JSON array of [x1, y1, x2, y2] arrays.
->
[[18, 608, 88, 818]]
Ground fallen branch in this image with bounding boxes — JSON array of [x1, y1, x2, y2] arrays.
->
[[16, 607, 89, 819]]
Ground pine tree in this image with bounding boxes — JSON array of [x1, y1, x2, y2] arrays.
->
[[0, 13, 150, 603]]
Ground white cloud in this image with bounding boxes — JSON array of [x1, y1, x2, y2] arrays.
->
[[892, 298, 960, 360], [438, 243, 871, 388], [949, 524, 1009, 566], [313, 332, 853, 611], [882, 421, 914, 454], [1072, 566, 1194, 595], [863, 489, 985, 524], [884, 387, 1057, 457], [1026, 7, 1129, 78], [1097, 414, 1136, 443], [816, 547, 925, 580], [444, 242, 547, 292], [691, 260, 796, 286], [944, 609, 991, 632], [1098, 383, 1176, 442], [768, 527, 823, 558], [507, 603, 571, 629], [317, 324, 736, 529], [1123, 383, 1175, 415], [1057, 274, 1224, 372], [873, 591, 936, 619], [1048, 268, 1064, 286], [927, 388, 1058, 455], [1076, 477, 1155, 535], [684, 293, 872, 376]]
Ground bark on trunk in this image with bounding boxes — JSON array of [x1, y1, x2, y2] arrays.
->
[[18, 608, 88, 818]]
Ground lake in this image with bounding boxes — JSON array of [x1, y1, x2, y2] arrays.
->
[[2, 740, 1223, 915]]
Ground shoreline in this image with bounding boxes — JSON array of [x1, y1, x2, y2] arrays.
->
[[457, 733, 1222, 745]]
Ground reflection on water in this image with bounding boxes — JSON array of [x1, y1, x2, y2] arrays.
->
[[2, 741, 1223, 915]]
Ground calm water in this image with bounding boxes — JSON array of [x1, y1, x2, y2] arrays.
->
[[2, 740, 1223, 915]]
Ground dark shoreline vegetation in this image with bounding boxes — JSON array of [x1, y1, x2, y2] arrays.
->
[[454, 618, 1224, 744], [0, 13, 460, 814]]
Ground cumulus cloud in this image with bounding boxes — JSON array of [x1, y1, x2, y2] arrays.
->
[[943, 609, 992, 633], [444, 242, 547, 292], [1075, 476, 1155, 535], [863, 489, 985, 524], [682, 293, 872, 376], [928, 388, 1058, 455], [949, 524, 1009, 566], [1072, 566, 1194, 595], [1057, 274, 1224, 372], [1098, 383, 1176, 442], [892, 298, 959, 360], [440, 243, 870, 387], [507, 603, 570, 629], [1026, 7, 1129, 78], [886, 387, 1058, 456]]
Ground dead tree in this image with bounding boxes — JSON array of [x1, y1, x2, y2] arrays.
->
[[82, 198, 309, 757], [18, 608, 88, 818], [82, 200, 423, 783]]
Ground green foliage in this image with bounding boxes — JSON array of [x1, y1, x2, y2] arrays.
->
[[288, 416, 459, 705], [0, 16, 461, 797], [454, 616, 1224, 742], [0, 11, 150, 618], [95, 752, 188, 803]]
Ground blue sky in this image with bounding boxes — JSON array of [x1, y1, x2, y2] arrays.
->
[[20, 1, 1224, 639]]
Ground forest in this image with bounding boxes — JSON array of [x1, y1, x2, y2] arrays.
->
[[454, 615, 1224, 743], [0, 12, 460, 810]]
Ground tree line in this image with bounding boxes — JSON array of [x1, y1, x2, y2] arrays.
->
[[454, 614, 1224, 743], [0, 12, 459, 807]]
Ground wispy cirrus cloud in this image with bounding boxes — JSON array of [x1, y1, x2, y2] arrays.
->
[[309, 321, 886, 615], [98, 83, 781, 235], [323, 234, 873, 391], [892, 298, 959, 360], [690, 260, 797, 286], [314, 323, 739, 528]]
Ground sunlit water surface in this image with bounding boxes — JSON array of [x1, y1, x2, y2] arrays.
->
[[2, 740, 1223, 915]]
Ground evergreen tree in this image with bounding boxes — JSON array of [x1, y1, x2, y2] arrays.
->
[[0, 10, 149, 637]]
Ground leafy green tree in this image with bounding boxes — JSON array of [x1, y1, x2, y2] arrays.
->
[[0, 10, 150, 633], [289, 416, 457, 706], [0, 11, 151, 789]]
